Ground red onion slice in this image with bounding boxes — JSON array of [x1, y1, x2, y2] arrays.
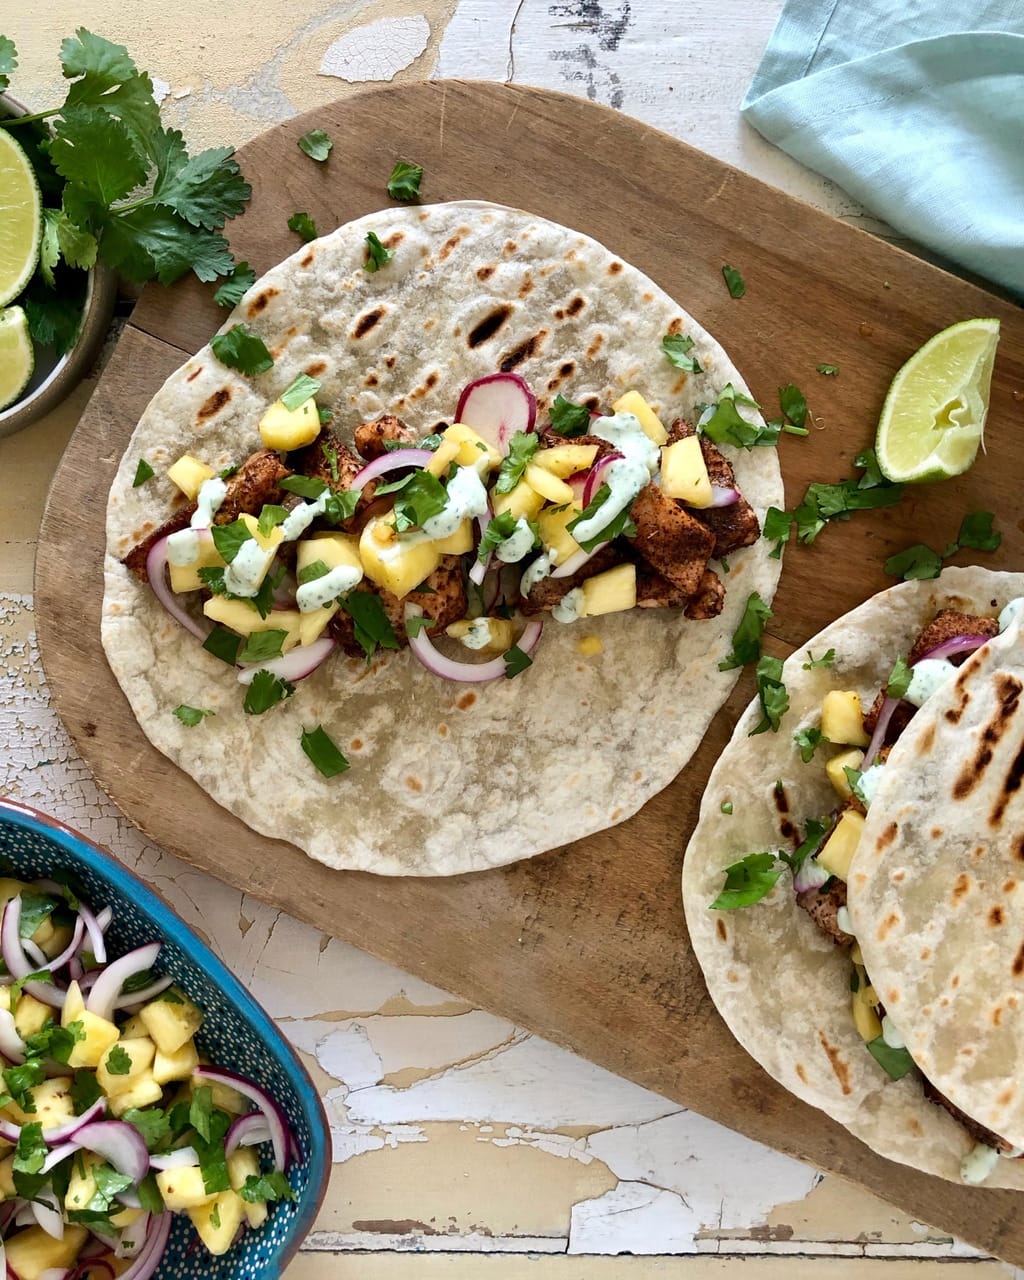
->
[[85, 942, 162, 1023], [145, 534, 213, 645], [793, 857, 831, 893], [71, 1121, 149, 1183], [104, 1208, 171, 1280], [350, 449, 437, 491], [42, 1098, 106, 1146], [469, 505, 493, 588], [708, 485, 740, 508], [116, 1212, 151, 1260], [225, 1111, 273, 1156], [41, 1142, 78, 1174], [148, 1146, 199, 1171], [22, 939, 47, 969], [1, 899, 66, 1009], [95, 907, 113, 932], [193, 1066, 292, 1171], [78, 903, 107, 966], [237, 635, 336, 686], [0, 1010, 26, 1064], [406, 605, 543, 684], [917, 633, 992, 663], [112, 974, 174, 1011], [863, 695, 898, 768], [582, 452, 622, 508], [37, 1270, 72, 1280], [37, 916, 85, 976], [551, 546, 600, 580], [71, 1264, 115, 1280], [30, 1189, 64, 1241], [455, 373, 537, 453]]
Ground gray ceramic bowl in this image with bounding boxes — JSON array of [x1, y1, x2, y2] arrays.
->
[[0, 93, 117, 439]]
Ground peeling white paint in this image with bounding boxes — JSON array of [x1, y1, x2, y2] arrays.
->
[[320, 16, 431, 83], [569, 1181, 699, 1255]]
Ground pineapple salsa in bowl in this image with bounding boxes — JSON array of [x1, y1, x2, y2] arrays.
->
[[0, 799, 329, 1279]]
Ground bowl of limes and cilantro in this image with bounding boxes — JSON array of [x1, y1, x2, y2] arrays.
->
[[0, 29, 252, 437]]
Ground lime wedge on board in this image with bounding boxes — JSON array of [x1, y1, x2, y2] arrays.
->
[[0, 129, 42, 308], [0, 306, 34, 410], [875, 318, 1000, 483]]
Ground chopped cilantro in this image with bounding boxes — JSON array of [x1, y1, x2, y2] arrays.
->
[[240, 1169, 296, 1203], [886, 655, 912, 700], [478, 511, 520, 561], [387, 160, 423, 201], [548, 395, 591, 437], [793, 726, 829, 763], [886, 511, 1003, 583], [322, 441, 340, 482], [721, 264, 745, 298], [778, 384, 807, 429], [0, 35, 16, 94], [866, 1037, 917, 1081], [280, 475, 327, 500], [364, 230, 393, 272], [71, 1069, 103, 1114], [884, 543, 944, 581], [173, 705, 214, 727], [318, 406, 333, 426], [238, 630, 287, 665], [13, 1120, 45, 1176], [780, 816, 832, 876], [952, 510, 1001, 553], [213, 260, 256, 309], [802, 649, 835, 670], [137, 1173, 164, 1213], [405, 614, 433, 638], [661, 332, 702, 374], [844, 766, 870, 807], [209, 1203, 221, 1230], [720, 800, 733, 815], [718, 591, 772, 671], [18, 891, 59, 939], [503, 645, 532, 679], [749, 654, 788, 736], [566, 485, 636, 553], [763, 506, 790, 559], [710, 852, 782, 910], [257, 504, 289, 538], [105, 1044, 133, 1076], [699, 385, 780, 449], [340, 591, 401, 660], [297, 559, 330, 586], [287, 211, 317, 243], [298, 129, 333, 162], [89, 1163, 134, 1211], [190, 1085, 215, 1142], [132, 458, 154, 487], [300, 726, 350, 778], [242, 670, 295, 715], [23, 1020, 84, 1066], [495, 431, 540, 495], [384, 434, 443, 452], [280, 373, 321, 412], [391, 470, 449, 533], [209, 518, 254, 564], [786, 451, 903, 546], [816, 363, 839, 376], [210, 324, 274, 376]]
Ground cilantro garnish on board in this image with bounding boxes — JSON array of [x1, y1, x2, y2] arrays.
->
[[885, 511, 1001, 582], [387, 160, 423, 201], [298, 129, 333, 162], [777, 384, 807, 430], [213, 260, 256, 309], [721, 264, 745, 298], [287, 211, 318, 243], [816, 363, 840, 376], [699, 385, 785, 449], [768, 448, 903, 551]]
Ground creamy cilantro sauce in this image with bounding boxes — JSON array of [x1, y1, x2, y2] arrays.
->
[[280, 491, 329, 541], [422, 466, 489, 540], [296, 565, 362, 613], [858, 763, 886, 808], [224, 538, 274, 598], [961, 1143, 1000, 1184], [836, 906, 852, 935], [906, 657, 956, 708], [999, 598, 1024, 632], [570, 413, 659, 544], [495, 517, 536, 564], [167, 528, 200, 565], [459, 618, 497, 650], [521, 552, 553, 597], [553, 587, 584, 624], [190, 477, 227, 530], [881, 1014, 905, 1049]]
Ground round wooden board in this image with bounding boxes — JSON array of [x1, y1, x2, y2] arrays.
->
[[35, 81, 1024, 1262]]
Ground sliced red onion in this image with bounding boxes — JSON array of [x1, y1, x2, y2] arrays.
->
[[71, 1122, 149, 1183], [350, 449, 436, 491], [30, 1189, 64, 1241], [15, 1201, 36, 1226], [0, 1010, 25, 1064], [41, 1142, 78, 1174], [479, 568, 502, 615], [469, 508, 492, 588], [145, 534, 213, 644], [236, 635, 336, 686], [225, 1112, 272, 1156], [405, 605, 544, 684], [148, 1146, 199, 1171], [116, 1212, 150, 1260], [708, 485, 740, 508], [0, 1118, 20, 1146], [42, 1098, 106, 1146], [551, 546, 600, 580], [37, 916, 85, 976], [78, 903, 107, 966], [113, 974, 174, 1011], [863, 695, 898, 769], [793, 857, 831, 893], [917, 633, 992, 664], [115, 1187, 142, 1210], [105, 1208, 171, 1280], [1, 899, 67, 1008], [37, 1270, 70, 1280], [22, 939, 47, 969], [582, 452, 622, 508], [72, 1259, 115, 1279], [85, 943, 162, 1023], [455, 373, 537, 452], [193, 1066, 291, 1171], [95, 907, 113, 932], [78, 970, 100, 993], [272, 569, 297, 610]]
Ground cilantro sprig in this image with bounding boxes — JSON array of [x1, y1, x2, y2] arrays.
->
[[718, 592, 772, 671], [495, 431, 540, 495], [387, 161, 423, 201], [884, 511, 1001, 582], [548, 395, 591, 437], [298, 129, 332, 162]]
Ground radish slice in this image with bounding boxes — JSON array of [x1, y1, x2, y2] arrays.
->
[[112, 974, 174, 1011], [41, 1098, 106, 1145], [350, 449, 437, 491], [582, 452, 621, 508], [863, 695, 899, 768], [237, 635, 336, 685], [85, 942, 162, 1023], [30, 1189, 64, 1241], [148, 1147, 199, 1171], [918, 634, 992, 663], [193, 1066, 292, 1171], [405, 605, 543, 683], [71, 1122, 149, 1183], [145, 535, 213, 645], [78, 902, 107, 966], [455, 373, 537, 453], [225, 1112, 272, 1156], [1, 899, 66, 1009]]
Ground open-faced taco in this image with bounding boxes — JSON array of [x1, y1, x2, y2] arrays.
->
[[103, 201, 782, 875]]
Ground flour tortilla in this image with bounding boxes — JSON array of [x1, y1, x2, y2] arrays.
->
[[103, 201, 782, 876], [683, 568, 1024, 1186]]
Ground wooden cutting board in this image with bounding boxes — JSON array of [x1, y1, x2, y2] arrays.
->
[[35, 81, 1024, 1261]]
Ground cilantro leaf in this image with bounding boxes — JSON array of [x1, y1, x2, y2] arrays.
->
[[0, 35, 17, 93], [98, 204, 235, 285], [54, 210, 98, 271], [710, 852, 782, 910], [23, 1020, 83, 1066], [721, 801, 734, 815], [886, 655, 912, 700], [18, 892, 59, 939], [844, 766, 870, 807], [866, 1037, 917, 1081], [257, 504, 289, 538], [721, 264, 745, 298], [816, 363, 839, 376], [792, 460, 903, 544], [190, 1085, 215, 1142], [405, 614, 433, 638], [280, 373, 321, 411], [133, 458, 154, 487], [209, 518, 254, 564], [288, 211, 317, 243], [953, 510, 1001, 553], [566, 484, 636, 553], [884, 543, 944, 581], [794, 726, 829, 763], [699, 385, 779, 449], [478, 512, 520, 561], [778, 384, 807, 429], [779, 816, 833, 876], [300, 726, 350, 778], [387, 160, 423, 200], [763, 506, 790, 559], [211, 324, 274, 376], [392, 470, 449, 533], [242, 670, 294, 716], [238, 630, 287, 664], [104, 1045, 133, 1077], [661, 332, 702, 374], [70, 1069, 103, 1115], [340, 591, 401, 659], [173, 705, 214, 727], [503, 645, 532, 679], [495, 431, 540, 494], [150, 132, 250, 231], [548, 395, 591, 437], [384, 434, 442, 452], [364, 230, 393, 272], [802, 649, 835, 670], [750, 654, 789, 736], [280, 475, 327, 500], [58, 29, 161, 146], [214, 260, 256, 309], [718, 591, 772, 670], [240, 1170, 297, 1203], [203, 625, 242, 666], [298, 129, 333, 162], [49, 107, 147, 205], [137, 1174, 164, 1213], [886, 511, 1001, 582], [297, 560, 330, 586], [22, 283, 84, 358]]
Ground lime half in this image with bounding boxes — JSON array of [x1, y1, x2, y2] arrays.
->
[[0, 306, 34, 410], [875, 318, 1000, 483], [0, 129, 42, 308]]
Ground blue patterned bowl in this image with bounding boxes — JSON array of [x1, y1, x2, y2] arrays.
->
[[0, 798, 330, 1276]]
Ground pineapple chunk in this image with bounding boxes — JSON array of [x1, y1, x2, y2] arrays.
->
[[424, 435, 463, 477], [538, 503, 583, 566], [67, 1010, 121, 1069], [156, 1164, 218, 1211], [203, 598, 303, 653], [228, 1148, 268, 1229], [259, 398, 320, 451], [0, 1154, 14, 1198], [431, 519, 474, 555], [238, 511, 286, 558], [826, 748, 865, 800], [139, 990, 203, 1056], [200, 1078, 249, 1115], [523, 463, 575, 505], [120, 1012, 148, 1039], [530, 444, 598, 478], [7, 1077, 74, 1128], [298, 532, 362, 577], [660, 437, 713, 507], [0, 987, 9, 1013], [577, 635, 603, 657], [108, 1072, 165, 1116], [359, 516, 441, 600], [168, 454, 215, 501], [580, 564, 637, 618], [189, 1189, 247, 1255], [65, 1151, 99, 1212], [0, 879, 27, 912], [97, 1037, 156, 1096], [851, 989, 883, 1042], [817, 810, 866, 881], [612, 391, 668, 445], [153, 1036, 200, 1086], [169, 536, 226, 594], [13, 993, 53, 1039], [62, 981, 85, 1026], [443, 423, 502, 471], [5, 1225, 89, 1280], [37, 922, 73, 960], [110, 1206, 143, 1230], [821, 691, 869, 747], [29, 916, 58, 950], [298, 604, 339, 648], [492, 479, 544, 522], [445, 617, 515, 654]]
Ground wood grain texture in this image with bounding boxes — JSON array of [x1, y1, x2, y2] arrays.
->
[[35, 82, 1024, 1262]]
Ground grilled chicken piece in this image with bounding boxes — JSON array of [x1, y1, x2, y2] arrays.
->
[[635, 568, 691, 610], [668, 419, 760, 556], [626, 483, 715, 597], [540, 430, 616, 459], [922, 1078, 1016, 1155], [519, 545, 624, 616], [684, 569, 725, 620], [122, 448, 291, 581], [862, 689, 917, 745], [796, 879, 854, 947], [354, 414, 419, 461], [329, 556, 467, 658], [908, 609, 998, 666], [294, 427, 375, 529]]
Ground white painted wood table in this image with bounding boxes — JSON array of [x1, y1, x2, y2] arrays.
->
[[3, 2, 1018, 1275]]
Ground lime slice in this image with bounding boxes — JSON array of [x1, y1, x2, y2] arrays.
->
[[0, 306, 34, 410], [875, 318, 1000, 483], [0, 129, 42, 308]]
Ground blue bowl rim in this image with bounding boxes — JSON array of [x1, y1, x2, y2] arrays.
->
[[0, 796, 332, 1272]]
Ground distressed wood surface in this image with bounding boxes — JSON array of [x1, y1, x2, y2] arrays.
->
[[31, 77, 1024, 1268]]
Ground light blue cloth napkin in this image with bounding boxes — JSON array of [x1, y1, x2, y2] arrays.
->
[[742, 0, 1024, 299]]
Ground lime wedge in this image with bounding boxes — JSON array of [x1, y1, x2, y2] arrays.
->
[[0, 306, 34, 410], [875, 318, 1000, 483], [0, 129, 42, 308]]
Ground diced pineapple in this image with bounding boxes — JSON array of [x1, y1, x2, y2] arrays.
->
[[817, 810, 866, 881], [156, 1164, 218, 1211], [523, 463, 575, 505], [120, 1012, 148, 1039], [537, 503, 583, 566], [298, 604, 339, 648], [424, 435, 463, 477], [826, 748, 866, 800], [97, 1037, 156, 1096], [228, 1148, 268, 1229], [139, 991, 203, 1056], [445, 617, 515, 654], [0, 879, 27, 914], [7, 1077, 74, 1129], [0, 988, 10, 1013], [200, 1078, 249, 1115], [189, 1189, 247, 1255], [660, 436, 713, 507], [5, 1225, 89, 1280], [13, 993, 52, 1039], [580, 564, 637, 618], [153, 1036, 200, 1086], [359, 516, 441, 599], [431, 519, 474, 555], [169, 536, 226, 594], [530, 444, 598, 478], [37, 922, 73, 960], [65, 1151, 99, 1212], [168, 455, 215, 501], [492, 480, 545, 522], [577, 635, 603, 657], [851, 988, 883, 1042], [259, 398, 320, 451], [612, 391, 667, 445], [108, 1072, 165, 1116], [443, 423, 502, 471], [238, 512, 286, 559], [821, 691, 870, 747], [203, 598, 303, 652], [30, 916, 58, 950], [298, 533, 362, 576], [62, 981, 85, 1027], [0, 1154, 15, 1198], [110, 1206, 143, 1230], [67, 1010, 121, 1069]]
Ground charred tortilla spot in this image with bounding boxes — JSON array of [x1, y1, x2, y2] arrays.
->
[[610, 807, 623, 822], [716, 918, 727, 942], [566, 295, 585, 316], [953, 675, 1023, 799], [197, 388, 231, 420], [300, 251, 315, 267], [1005, 880, 1018, 893], [774, 784, 790, 814], [500, 330, 547, 372], [920, 724, 936, 752], [795, 1064, 808, 1084], [643, 291, 654, 303], [518, 277, 534, 298], [1014, 943, 1024, 977], [468, 306, 513, 348], [994, 1005, 1004, 1026], [888, 989, 900, 1004], [560, 361, 575, 377], [586, 333, 604, 360], [425, 371, 439, 390], [876, 911, 900, 942], [246, 287, 279, 317], [186, 367, 202, 383], [386, 231, 405, 248], [438, 233, 462, 261], [920, 947, 932, 961], [503, 239, 517, 256], [952, 873, 971, 904], [352, 308, 384, 339], [457, 692, 476, 710], [817, 1031, 852, 1096], [779, 820, 796, 842], [990, 738, 1024, 828], [385, 355, 397, 369], [608, 261, 623, 275], [365, 374, 379, 388], [350, 739, 363, 751], [584, 395, 601, 411], [877, 822, 899, 852], [406, 775, 423, 792], [930, 827, 943, 839], [476, 264, 495, 281], [306, 360, 327, 377], [999, 1086, 1015, 1106], [438, 724, 448, 737], [891, 869, 906, 883], [990, 906, 1006, 926]]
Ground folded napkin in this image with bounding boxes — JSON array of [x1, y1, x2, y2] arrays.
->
[[742, 0, 1024, 299]]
